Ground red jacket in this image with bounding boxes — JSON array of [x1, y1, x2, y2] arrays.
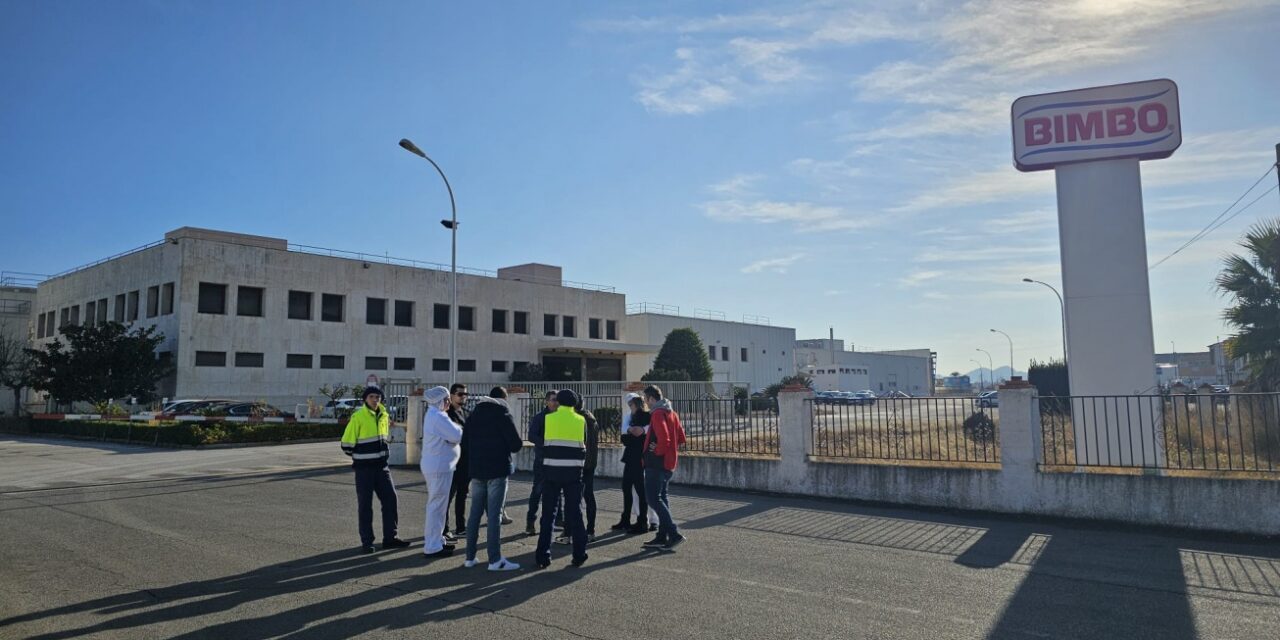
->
[[642, 406, 686, 471]]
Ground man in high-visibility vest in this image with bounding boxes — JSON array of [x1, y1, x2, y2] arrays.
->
[[530, 389, 589, 568], [340, 386, 410, 554]]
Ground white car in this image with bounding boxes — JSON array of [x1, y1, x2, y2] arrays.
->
[[321, 398, 360, 418], [976, 391, 999, 408]]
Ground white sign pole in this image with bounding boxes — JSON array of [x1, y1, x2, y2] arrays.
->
[[1055, 158, 1161, 466]]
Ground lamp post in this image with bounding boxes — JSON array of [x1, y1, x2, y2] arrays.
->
[[399, 138, 458, 383], [1022, 278, 1067, 364], [970, 359, 986, 392], [976, 348, 994, 387], [990, 329, 1014, 382]]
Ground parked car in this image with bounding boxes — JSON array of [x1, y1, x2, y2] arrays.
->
[[321, 398, 360, 418], [815, 391, 840, 405], [851, 390, 877, 405], [223, 402, 286, 418], [976, 391, 999, 408], [880, 390, 911, 398], [167, 399, 233, 415]]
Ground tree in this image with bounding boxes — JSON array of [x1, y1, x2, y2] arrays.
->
[[647, 328, 713, 382], [1217, 219, 1280, 390], [0, 330, 36, 415], [509, 363, 546, 383], [27, 322, 174, 406], [1027, 359, 1069, 397], [764, 373, 814, 399], [640, 368, 690, 382]]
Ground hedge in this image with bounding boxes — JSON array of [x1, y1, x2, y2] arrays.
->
[[2, 418, 345, 447]]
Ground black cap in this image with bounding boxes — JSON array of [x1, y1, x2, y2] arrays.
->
[[362, 386, 383, 400], [555, 389, 578, 408]]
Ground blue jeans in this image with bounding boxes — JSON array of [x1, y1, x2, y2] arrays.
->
[[354, 465, 398, 546], [644, 467, 677, 539], [466, 477, 509, 564]]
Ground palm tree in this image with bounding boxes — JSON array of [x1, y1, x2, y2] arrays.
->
[[1216, 219, 1280, 390]]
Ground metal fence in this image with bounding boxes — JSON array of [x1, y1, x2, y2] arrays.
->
[[809, 397, 1000, 464], [1039, 394, 1280, 474]]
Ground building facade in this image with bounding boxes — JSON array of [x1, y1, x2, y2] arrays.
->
[[794, 338, 936, 396], [0, 283, 36, 415], [30, 228, 655, 408], [624, 311, 796, 392]]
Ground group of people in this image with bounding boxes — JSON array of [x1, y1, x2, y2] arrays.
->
[[338, 383, 687, 571]]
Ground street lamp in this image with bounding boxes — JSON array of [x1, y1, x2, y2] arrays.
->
[[399, 138, 459, 383], [1023, 278, 1067, 364], [976, 348, 994, 387], [970, 359, 986, 392], [990, 329, 1014, 381]]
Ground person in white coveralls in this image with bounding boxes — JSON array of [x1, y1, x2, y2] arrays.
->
[[421, 385, 462, 558]]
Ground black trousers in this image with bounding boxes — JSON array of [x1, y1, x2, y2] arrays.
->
[[620, 462, 647, 523], [354, 465, 398, 546], [445, 465, 469, 532], [536, 466, 587, 563], [582, 467, 597, 533]]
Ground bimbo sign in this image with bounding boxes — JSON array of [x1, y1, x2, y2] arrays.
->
[[1011, 79, 1181, 172]]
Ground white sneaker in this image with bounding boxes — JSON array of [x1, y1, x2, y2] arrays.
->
[[463, 558, 478, 568], [488, 558, 520, 572]]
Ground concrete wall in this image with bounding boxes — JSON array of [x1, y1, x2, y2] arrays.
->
[[625, 313, 796, 391], [437, 385, 1279, 536]]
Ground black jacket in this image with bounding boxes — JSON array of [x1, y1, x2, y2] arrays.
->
[[462, 398, 523, 481], [620, 409, 649, 466], [581, 409, 600, 471]]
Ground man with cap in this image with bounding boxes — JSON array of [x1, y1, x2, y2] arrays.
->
[[421, 385, 463, 558], [340, 386, 410, 554], [529, 389, 590, 568]]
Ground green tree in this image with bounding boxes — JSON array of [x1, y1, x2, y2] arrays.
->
[[27, 322, 174, 405], [763, 373, 814, 399], [509, 363, 547, 383], [1027, 359, 1069, 397], [646, 328, 713, 381], [1217, 220, 1280, 390], [640, 368, 691, 382]]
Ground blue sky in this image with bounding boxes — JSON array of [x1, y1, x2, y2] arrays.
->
[[2, 0, 1278, 377]]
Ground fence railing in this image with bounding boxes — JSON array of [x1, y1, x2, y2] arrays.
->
[[1039, 394, 1280, 474], [809, 397, 1000, 464]]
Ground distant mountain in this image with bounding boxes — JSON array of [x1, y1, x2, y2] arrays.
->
[[963, 367, 1024, 384]]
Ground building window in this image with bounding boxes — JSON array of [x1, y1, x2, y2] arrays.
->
[[37, 313, 45, 338], [59, 307, 69, 328], [741, 348, 749, 362], [458, 359, 476, 372], [606, 320, 618, 341], [562, 316, 576, 338], [432, 358, 449, 372], [97, 298, 108, 324], [127, 291, 140, 321], [320, 355, 345, 369], [365, 357, 388, 370], [289, 291, 313, 320], [84, 301, 96, 327], [237, 286, 265, 317], [195, 351, 227, 367], [394, 357, 415, 371], [492, 309, 508, 333], [721, 346, 728, 361], [513, 361, 530, 374], [321, 294, 344, 322], [513, 311, 529, 335], [589, 318, 601, 340], [459, 306, 475, 331], [286, 354, 313, 369], [45, 312, 55, 336], [197, 283, 226, 315], [433, 303, 450, 329], [394, 300, 413, 327], [114, 294, 126, 323], [709, 346, 716, 361], [235, 352, 264, 368], [161, 283, 174, 315], [147, 285, 160, 318], [491, 360, 508, 373], [543, 314, 557, 337], [366, 297, 387, 325], [70, 305, 80, 326]]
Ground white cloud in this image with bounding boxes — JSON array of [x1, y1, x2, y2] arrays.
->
[[708, 173, 764, 196], [741, 253, 807, 274], [898, 270, 945, 287], [635, 48, 739, 115], [701, 198, 874, 232]]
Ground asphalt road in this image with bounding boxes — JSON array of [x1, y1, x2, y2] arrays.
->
[[1, 436, 1277, 639]]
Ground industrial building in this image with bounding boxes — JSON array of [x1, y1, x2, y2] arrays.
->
[[794, 338, 936, 396]]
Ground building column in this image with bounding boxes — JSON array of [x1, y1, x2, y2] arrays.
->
[[996, 378, 1039, 511], [777, 386, 814, 489]]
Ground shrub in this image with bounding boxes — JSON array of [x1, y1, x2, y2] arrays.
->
[[591, 406, 622, 437], [963, 411, 997, 443]]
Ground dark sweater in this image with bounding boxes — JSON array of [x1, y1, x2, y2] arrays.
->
[[581, 409, 600, 471], [462, 399, 523, 481], [620, 410, 649, 466]]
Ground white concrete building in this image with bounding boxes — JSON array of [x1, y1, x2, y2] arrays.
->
[[29, 228, 656, 408], [0, 281, 36, 415], [795, 339, 936, 396], [624, 307, 796, 392]]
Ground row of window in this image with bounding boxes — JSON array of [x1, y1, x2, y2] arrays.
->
[[193, 350, 531, 374], [814, 367, 869, 375], [709, 346, 752, 363], [36, 283, 176, 339], [196, 282, 621, 340]]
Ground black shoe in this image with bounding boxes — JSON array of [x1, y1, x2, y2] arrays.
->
[[381, 538, 411, 550], [424, 547, 454, 558], [501, 514, 514, 525], [536, 558, 550, 569], [360, 544, 376, 554], [610, 520, 630, 531], [661, 534, 686, 551], [649, 523, 657, 532], [628, 522, 649, 535], [443, 531, 457, 543], [571, 555, 588, 567], [455, 527, 467, 537], [642, 535, 667, 549], [524, 523, 537, 536]]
